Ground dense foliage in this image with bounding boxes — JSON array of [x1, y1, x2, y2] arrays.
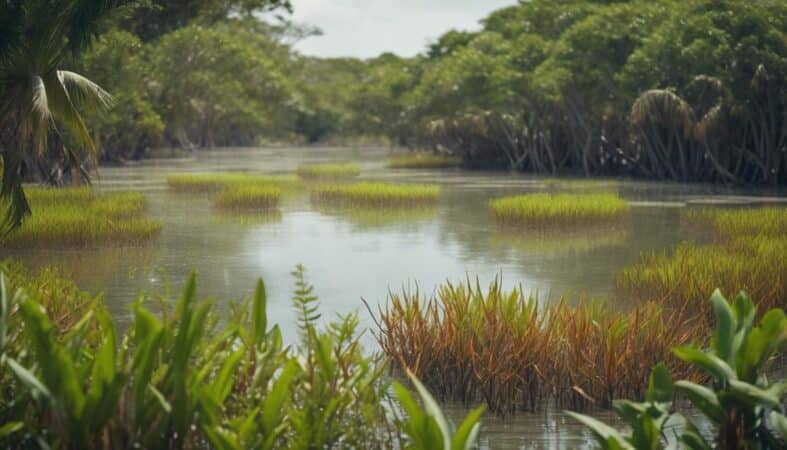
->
[[0, 263, 484, 449]]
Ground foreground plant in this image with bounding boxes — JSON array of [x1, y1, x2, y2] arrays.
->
[[0, 263, 475, 449], [568, 290, 787, 449], [393, 370, 484, 450]]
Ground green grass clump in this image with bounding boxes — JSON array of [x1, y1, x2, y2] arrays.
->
[[0, 187, 161, 248], [618, 206, 787, 318], [387, 153, 461, 169], [684, 206, 787, 237], [213, 185, 281, 210], [312, 181, 440, 207], [166, 172, 300, 193], [296, 163, 361, 180], [489, 192, 629, 226]]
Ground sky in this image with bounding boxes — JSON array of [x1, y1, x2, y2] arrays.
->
[[287, 0, 516, 58]]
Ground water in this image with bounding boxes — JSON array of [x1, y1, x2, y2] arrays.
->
[[5, 146, 785, 448]]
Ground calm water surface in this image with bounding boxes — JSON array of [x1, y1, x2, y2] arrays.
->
[[7, 146, 785, 449]]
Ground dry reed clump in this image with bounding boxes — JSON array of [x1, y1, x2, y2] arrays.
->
[[372, 278, 703, 415], [617, 206, 787, 319], [489, 192, 630, 227], [166, 172, 301, 193], [296, 163, 361, 180], [213, 185, 281, 210], [0, 188, 161, 248], [312, 182, 440, 207], [387, 153, 461, 169]]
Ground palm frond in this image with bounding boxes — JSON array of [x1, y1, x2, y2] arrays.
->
[[0, 155, 31, 232], [31, 75, 54, 154], [42, 71, 96, 157], [58, 70, 113, 112]]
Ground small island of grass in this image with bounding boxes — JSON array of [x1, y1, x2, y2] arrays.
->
[[213, 185, 281, 210], [489, 192, 629, 227], [296, 163, 361, 180], [1, 187, 162, 248], [312, 181, 439, 207], [166, 172, 300, 193]]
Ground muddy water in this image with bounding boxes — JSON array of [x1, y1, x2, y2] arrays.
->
[[7, 146, 785, 449]]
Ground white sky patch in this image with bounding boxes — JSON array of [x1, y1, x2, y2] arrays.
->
[[287, 0, 515, 58]]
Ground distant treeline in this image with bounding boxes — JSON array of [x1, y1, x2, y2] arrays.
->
[[64, 0, 787, 185]]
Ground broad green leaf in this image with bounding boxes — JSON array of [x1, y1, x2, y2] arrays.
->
[[0, 421, 23, 438], [727, 379, 782, 408], [262, 360, 298, 434], [710, 289, 735, 362], [451, 405, 484, 450], [5, 357, 51, 399], [252, 278, 267, 347], [645, 363, 673, 403], [565, 411, 634, 450], [770, 411, 787, 442], [674, 381, 724, 424], [408, 370, 452, 450], [672, 346, 736, 381]]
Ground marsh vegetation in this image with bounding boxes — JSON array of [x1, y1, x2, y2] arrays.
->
[[0, 188, 161, 248], [311, 181, 440, 207]]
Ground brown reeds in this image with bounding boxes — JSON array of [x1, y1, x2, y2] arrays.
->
[[372, 278, 705, 415]]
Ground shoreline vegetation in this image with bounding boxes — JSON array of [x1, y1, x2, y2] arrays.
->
[[0, 188, 161, 248]]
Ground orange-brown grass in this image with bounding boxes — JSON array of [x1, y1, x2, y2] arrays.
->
[[372, 278, 704, 415]]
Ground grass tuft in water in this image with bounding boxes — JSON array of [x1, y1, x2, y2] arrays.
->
[[166, 172, 301, 193], [373, 277, 703, 414], [312, 181, 439, 207], [296, 163, 361, 180], [489, 192, 629, 227], [0, 187, 161, 248], [618, 206, 787, 318], [213, 185, 281, 210], [387, 153, 461, 169]]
